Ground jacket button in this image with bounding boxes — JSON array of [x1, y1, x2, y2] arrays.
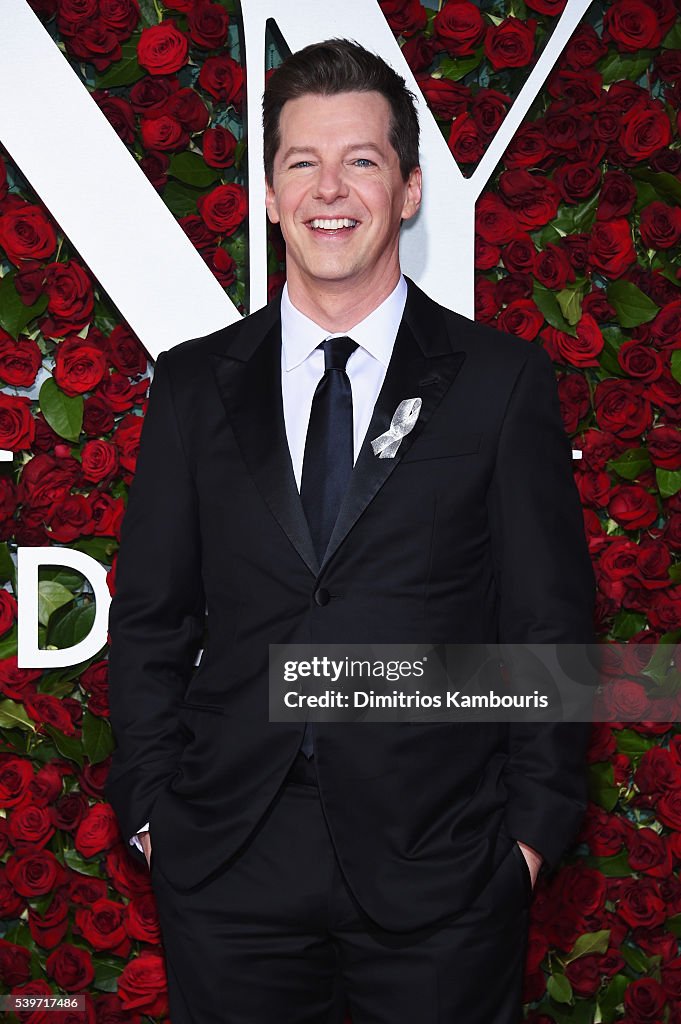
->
[[314, 587, 330, 606]]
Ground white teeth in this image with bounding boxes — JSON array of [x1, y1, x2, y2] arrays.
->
[[309, 218, 358, 230]]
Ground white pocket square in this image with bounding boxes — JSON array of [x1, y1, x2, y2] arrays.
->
[[371, 397, 422, 459]]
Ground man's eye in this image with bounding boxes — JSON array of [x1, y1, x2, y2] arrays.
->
[[292, 160, 313, 168], [353, 158, 375, 167]]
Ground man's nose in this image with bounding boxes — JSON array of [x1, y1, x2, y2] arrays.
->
[[313, 163, 349, 202]]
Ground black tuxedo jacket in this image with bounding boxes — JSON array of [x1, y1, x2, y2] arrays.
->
[[105, 278, 596, 932]]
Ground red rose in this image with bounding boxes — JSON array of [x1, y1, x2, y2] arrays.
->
[[485, 17, 536, 71], [0, 203, 57, 265], [5, 849, 65, 897], [554, 162, 601, 205], [474, 236, 500, 270], [117, 952, 168, 1017], [551, 314, 603, 368], [620, 102, 672, 161], [0, 591, 17, 637], [475, 279, 499, 321], [648, 426, 681, 469], [498, 170, 559, 230], [197, 183, 247, 235], [648, 587, 681, 634], [43, 260, 94, 336], [497, 299, 544, 340], [471, 89, 510, 135], [588, 219, 636, 278], [54, 335, 107, 396], [74, 803, 120, 859], [582, 289, 616, 322], [597, 170, 637, 221], [0, 394, 35, 452], [99, 0, 139, 39], [580, 806, 626, 856], [624, 978, 667, 1023], [198, 54, 244, 106], [547, 69, 603, 112], [433, 0, 485, 56], [202, 125, 238, 168], [525, 0, 566, 10], [416, 77, 470, 120], [627, 827, 673, 878], [8, 804, 54, 849], [140, 114, 189, 153], [80, 440, 119, 484], [188, 1, 230, 49], [140, 151, 169, 190], [448, 112, 485, 164], [45, 944, 94, 992], [617, 877, 666, 929], [75, 898, 129, 953], [379, 0, 427, 37], [604, 0, 663, 52], [129, 74, 179, 115], [640, 201, 681, 249], [166, 89, 209, 132], [475, 193, 517, 244], [137, 21, 188, 75], [556, 372, 589, 433], [495, 273, 531, 305], [95, 95, 135, 143], [608, 484, 658, 529], [503, 124, 551, 169], [112, 412, 144, 478], [595, 379, 652, 439], [565, 954, 603, 998], [532, 244, 575, 291], [617, 339, 663, 381], [107, 325, 147, 378], [656, 49, 681, 82], [0, 938, 31, 987], [650, 301, 681, 348], [501, 234, 535, 274], [64, 21, 122, 71], [562, 23, 608, 69]]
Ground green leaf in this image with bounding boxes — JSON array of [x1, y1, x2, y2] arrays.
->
[[93, 958, 124, 993], [163, 180, 203, 218], [662, 22, 681, 48], [94, 37, 144, 89], [640, 642, 678, 686], [136, 0, 160, 27], [0, 625, 18, 659], [607, 280, 659, 329], [38, 581, 75, 627], [583, 851, 633, 876], [39, 376, 83, 442], [0, 542, 16, 592], [608, 448, 651, 481], [598, 974, 629, 1024], [0, 697, 36, 733], [44, 723, 84, 767], [599, 50, 653, 85], [669, 564, 681, 583], [611, 611, 647, 641], [439, 49, 483, 83], [533, 283, 576, 336], [82, 711, 114, 765], [672, 350, 681, 385], [589, 762, 619, 811], [63, 848, 104, 877], [169, 152, 221, 188], [70, 537, 118, 563], [620, 943, 650, 974], [616, 727, 658, 755], [666, 913, 681, 937], [46, 602, 97, 652], [566, 929, 611, 963], [39, 565, 87, 590], [657, 467, 681, 499], [547, 973, 573, 1004], [0, 273, 48, 340], [557, 288, 583, 327], [632, 169, 681, 206]]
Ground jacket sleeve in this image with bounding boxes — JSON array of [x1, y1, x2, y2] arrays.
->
[[487, 343, 596, 872], [105, 350, 205, 859]]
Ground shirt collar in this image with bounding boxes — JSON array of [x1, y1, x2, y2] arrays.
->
[[280, 275, 407, 371]]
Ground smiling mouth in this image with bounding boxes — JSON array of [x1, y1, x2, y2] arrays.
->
[[307, 218, 359, 231]]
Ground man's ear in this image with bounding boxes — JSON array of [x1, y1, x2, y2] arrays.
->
[[265, 177, 280, 224], [401, 166, 422, 223]]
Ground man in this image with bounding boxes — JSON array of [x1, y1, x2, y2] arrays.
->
[[105, 39, 595, 1024]]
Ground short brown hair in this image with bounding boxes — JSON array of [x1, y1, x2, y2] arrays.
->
[[262, 38, 420, 184]]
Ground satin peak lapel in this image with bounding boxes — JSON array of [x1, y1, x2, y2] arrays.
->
[[209, 320, 319, 577]]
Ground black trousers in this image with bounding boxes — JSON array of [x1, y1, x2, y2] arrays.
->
[[150, 752, 531, 1024]]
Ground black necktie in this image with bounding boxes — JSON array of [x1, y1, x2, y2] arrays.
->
[[299, 335, 358, 758]]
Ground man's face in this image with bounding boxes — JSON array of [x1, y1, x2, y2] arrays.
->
[[265, 90, 421, 297]]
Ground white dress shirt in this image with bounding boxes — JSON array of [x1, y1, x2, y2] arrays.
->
[[129, 274, 408, 853]]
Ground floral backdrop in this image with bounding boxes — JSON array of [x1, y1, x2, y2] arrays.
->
[[0, 0, 679, 1020]]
